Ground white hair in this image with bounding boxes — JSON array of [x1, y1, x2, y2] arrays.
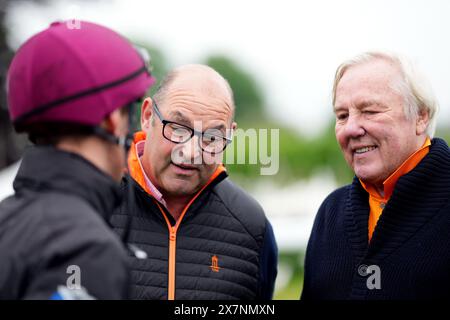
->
[[332, 51, 439, 137]]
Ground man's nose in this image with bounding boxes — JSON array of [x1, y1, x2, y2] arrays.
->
[[343, 114, 365, 138], [179, 135, 202, 163]]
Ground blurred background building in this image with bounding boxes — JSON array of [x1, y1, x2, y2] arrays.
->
[[0, 0, 449, 299]]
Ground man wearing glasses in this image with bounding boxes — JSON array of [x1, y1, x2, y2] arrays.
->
[[110, 64, 278, 300]]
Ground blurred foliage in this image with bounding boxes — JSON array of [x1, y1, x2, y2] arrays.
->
[[132, 42, 170, 98], [130, 42, 170, 129], [274, 251, 304, 300], [0, 0, 29, 170], [206, 55, 266, 122], [436, 127, 450, 143], [224, 119, 354, 186]]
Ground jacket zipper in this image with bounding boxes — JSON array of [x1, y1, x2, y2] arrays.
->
[[154, 167, 226, 300], [168, 226, 177, 300]]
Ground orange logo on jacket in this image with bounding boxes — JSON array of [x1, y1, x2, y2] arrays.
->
[[210, 255, 220, 272]]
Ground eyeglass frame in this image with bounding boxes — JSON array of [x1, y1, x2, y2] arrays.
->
[[152, 101, 233, 154]]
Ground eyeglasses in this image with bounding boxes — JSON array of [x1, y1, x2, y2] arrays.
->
[[152, 102, 233, 154]]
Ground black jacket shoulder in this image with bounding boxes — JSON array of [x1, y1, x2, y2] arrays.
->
[[0, 147, 129, 300], [212, 178, 268, 241], [0, 190, 129, 299]]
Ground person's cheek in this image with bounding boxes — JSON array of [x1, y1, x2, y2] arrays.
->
[[335, 132, 348, 160], [207, 150, 224, 166]]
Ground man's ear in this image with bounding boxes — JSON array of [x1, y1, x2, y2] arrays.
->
[[102, 108, 126, 137], [231, 121, 237, 131], [416, 108, 430, 136], [141, 97, 153, 130]]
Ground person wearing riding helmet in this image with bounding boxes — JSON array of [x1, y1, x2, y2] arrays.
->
[[0, 20, 155, 299]]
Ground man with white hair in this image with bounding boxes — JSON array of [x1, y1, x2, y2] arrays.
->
[[302, 51, 450, 299]]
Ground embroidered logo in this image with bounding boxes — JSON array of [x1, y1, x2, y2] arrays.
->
[[210, 255, 220, 272]]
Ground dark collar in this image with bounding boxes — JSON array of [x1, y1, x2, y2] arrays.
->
[[344, 137, 450, 262], [13, 145, 122, 220]]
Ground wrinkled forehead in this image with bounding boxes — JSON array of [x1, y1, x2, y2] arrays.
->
[[341, 59, 401, 87]]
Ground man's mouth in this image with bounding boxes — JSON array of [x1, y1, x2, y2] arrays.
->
[[353, 145, 378, 154], [170, 161, 199, 172]]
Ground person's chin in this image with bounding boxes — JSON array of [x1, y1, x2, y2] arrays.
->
[[354, 166, 382, 184], [166, 178, 199, 195]]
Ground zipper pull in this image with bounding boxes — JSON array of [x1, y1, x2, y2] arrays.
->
[[169, 227, 176, 241]]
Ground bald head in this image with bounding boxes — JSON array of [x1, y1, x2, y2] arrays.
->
[[153, 64, 235, 118]]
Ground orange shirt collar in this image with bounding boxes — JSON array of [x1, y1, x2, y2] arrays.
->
[[360, 137, 431, 201]]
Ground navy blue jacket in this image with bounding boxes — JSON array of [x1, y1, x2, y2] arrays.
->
[[302, 138, 450, 300]]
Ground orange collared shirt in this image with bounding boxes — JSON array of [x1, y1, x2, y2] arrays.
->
[[360, 137, 431, 242]]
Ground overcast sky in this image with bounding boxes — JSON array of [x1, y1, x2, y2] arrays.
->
[[6, 0, 450, 136]]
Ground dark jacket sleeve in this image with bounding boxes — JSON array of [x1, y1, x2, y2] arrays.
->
[[24, 238, 130, 300], [258, 219, 278, 299], [16, 197, 129, 300]]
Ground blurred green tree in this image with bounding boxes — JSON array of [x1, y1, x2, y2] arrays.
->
[[436, 127, 450, 144], [205, 55, 266, 123], [0, 0, 30, 170], [225, 120, 354, 186], [133, 43, 170, 97]]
